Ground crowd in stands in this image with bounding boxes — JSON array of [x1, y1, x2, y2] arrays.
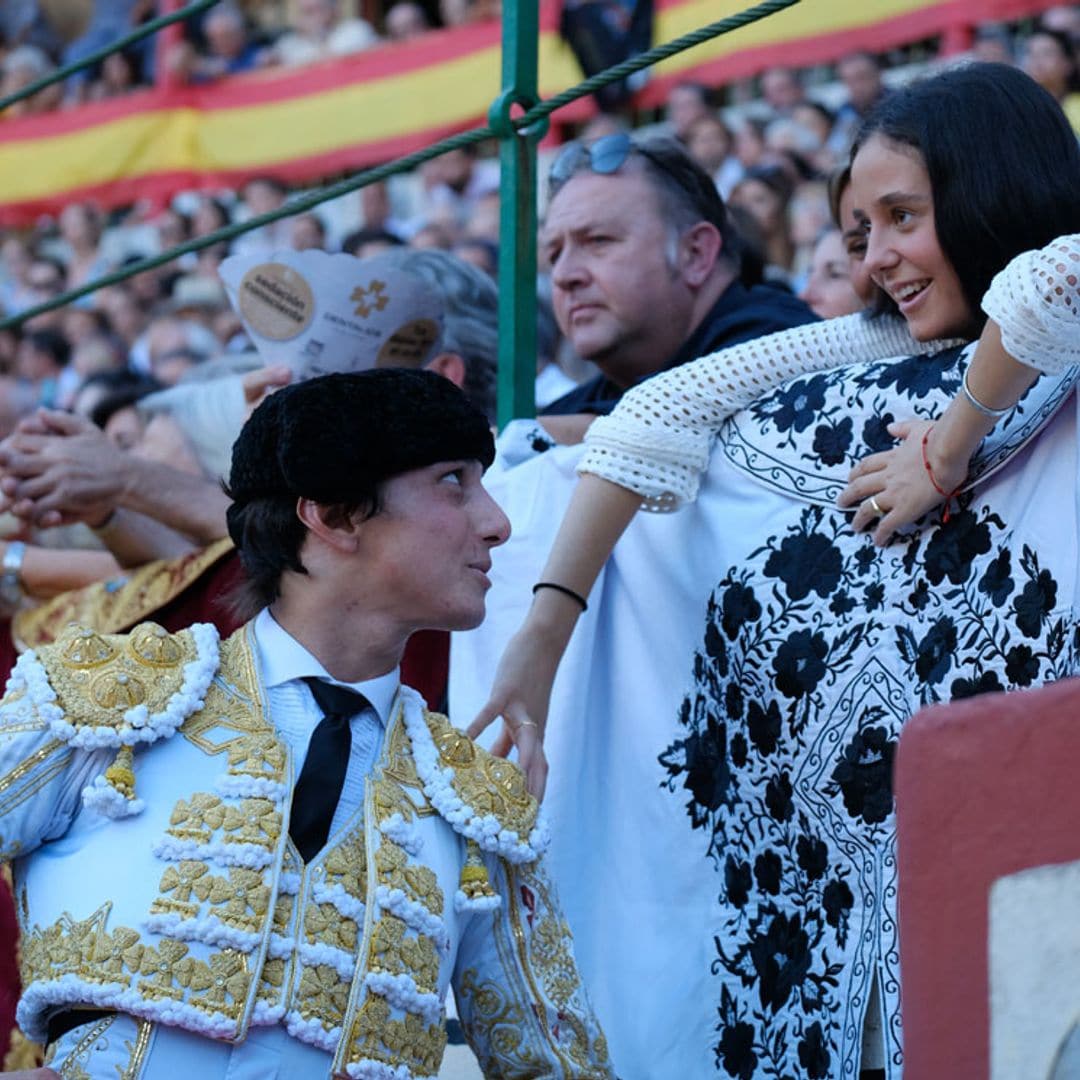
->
[[0, 2, 1073, 604]]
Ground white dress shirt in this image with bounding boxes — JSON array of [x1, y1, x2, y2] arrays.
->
[[252, 608, 399, 839]]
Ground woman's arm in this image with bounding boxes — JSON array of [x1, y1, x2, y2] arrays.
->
[[469, 315, 947, 795], [6, 542, 123, 600], [468, 476, 639, 799], [580, 313, 947, 510]]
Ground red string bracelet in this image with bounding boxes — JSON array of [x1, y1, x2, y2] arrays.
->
[[921, 426, 959, 523]]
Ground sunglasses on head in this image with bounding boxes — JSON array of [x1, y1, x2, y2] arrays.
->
[[548, 132, 721, 224]]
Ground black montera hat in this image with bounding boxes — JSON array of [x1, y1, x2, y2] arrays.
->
[[226, 369, 494, 524]]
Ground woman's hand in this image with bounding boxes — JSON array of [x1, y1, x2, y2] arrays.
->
[[838, 419, 968, 546], [467, 615, 573, 801]]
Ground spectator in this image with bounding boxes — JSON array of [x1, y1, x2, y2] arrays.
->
[[77, 369, 163, 451], [57, 203, 111, 292], [829, 51, 888, 156], [384, 1, 432, 41], [171, 2, 263, 83], [729, 164, 796, 282], [539, 134, 816, 420], [341, 225, 405, 258], [86, 48, 142, 102], [69, 332, 127, 384], [232, 177, 291, 256], [440, 0, 500, 27], [665, 81, 712, 143], [1022, 26, 1080, 133], [266, 0, 379, 67], [0, 45, 61, 119], [288, 212, 328, 251], [685, 114, 742, 197], [19, 257, 67, 331], [971, 22, 1014, 65], [798, 227, 862, 318], [355, 180, 409, 242], [1041, 4, 1080, 47], [452, 236, 498, 277], [419, 145, 500, 230], [15, 327, 75, 407], [760, 64, 805, 114]]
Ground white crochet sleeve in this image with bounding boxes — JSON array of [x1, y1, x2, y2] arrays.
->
[[579, 313, 941, 510], [982, 234, 1080, 375]]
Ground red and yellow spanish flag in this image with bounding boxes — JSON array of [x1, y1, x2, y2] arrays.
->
[[0, 0, 1058, 224]]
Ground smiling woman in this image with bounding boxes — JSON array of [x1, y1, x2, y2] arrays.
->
[[463, 63, 1080, 1080]]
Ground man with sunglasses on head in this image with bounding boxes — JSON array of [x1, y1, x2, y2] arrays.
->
[[540, 132, 816, 422]]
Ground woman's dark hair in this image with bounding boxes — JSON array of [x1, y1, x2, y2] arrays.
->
[[851, 62, 1080, 330], [85, 370, 163, 428]]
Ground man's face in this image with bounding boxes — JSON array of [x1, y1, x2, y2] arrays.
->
[[355, 460, 509, 632], [840, 57, 882, 114], [541, 170, 697, 389], [666, 86, 709, 141]]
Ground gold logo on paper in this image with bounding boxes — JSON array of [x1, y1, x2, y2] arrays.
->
[[351, 279, 389, 318]]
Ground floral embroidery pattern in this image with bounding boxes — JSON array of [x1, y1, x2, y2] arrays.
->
[[660, 347, 1078, 1078]]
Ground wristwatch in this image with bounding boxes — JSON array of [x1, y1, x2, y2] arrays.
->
[[0, 541, 26, 608]]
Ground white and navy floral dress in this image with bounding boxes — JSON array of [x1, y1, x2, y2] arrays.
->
[[452, 237, 1080, 1080]]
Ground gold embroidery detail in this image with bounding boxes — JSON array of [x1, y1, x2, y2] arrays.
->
[[226, 732, 285, 778], [89, 669, 146, 711], [89, 927, 146, 982], [379, 719, 424, 790], [368, 916, 439, 993], [150, 860, 211, 919], [0, 739, 65, 795], [191, 867, 270, 932], [305, 902, 358, 952], [59, 627, 117, 668], [55, 1013, 115, 1079], [221, 798, 281, 847], [323, 831, 367, 899], [270, 893, 294, 934], [296, 963, 350, 1028], [166, 792, 226, 844], [507, 865, 607, 1075], [128, 623, 183, 667], [374, 839, 443, 917], [460, 838, 497, 902], [347, 997, 447, 1076], [426, 712, 537, 839], [41, 623, 197, 734], [119, 1019, 153, 1080], [256, 957, 285, 1003], [457, 969, 536, 1076], [205, 950, 250, 1007]]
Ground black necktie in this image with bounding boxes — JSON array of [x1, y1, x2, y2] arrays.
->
[[290, 677, 370, 862]]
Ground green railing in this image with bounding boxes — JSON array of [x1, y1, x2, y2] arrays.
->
[[0, 0, 800, 426]]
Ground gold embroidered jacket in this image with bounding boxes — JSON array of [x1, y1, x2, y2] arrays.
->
[[0, 621, 612, 1079]]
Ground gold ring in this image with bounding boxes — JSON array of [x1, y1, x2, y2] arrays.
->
[[869, 495, 884, 516]]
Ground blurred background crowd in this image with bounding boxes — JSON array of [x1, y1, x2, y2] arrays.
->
[[0, 0, 1076, 496]]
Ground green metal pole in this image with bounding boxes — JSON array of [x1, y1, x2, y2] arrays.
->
[[489, 0, 547, 427]]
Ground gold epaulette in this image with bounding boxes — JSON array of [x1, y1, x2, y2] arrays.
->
[[422, 710, 541, 853], [39, 621, 201, 732]]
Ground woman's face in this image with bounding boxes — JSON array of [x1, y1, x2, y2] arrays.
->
[[800, 229, 862, 319], [1023, 33, 1073, 99], [850, 135, 975, 341], [837, 183, 874, 305], [730, 178, 784, 236]]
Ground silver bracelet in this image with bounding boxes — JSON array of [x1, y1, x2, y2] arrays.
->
[[961, 368, 1011, 420]]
